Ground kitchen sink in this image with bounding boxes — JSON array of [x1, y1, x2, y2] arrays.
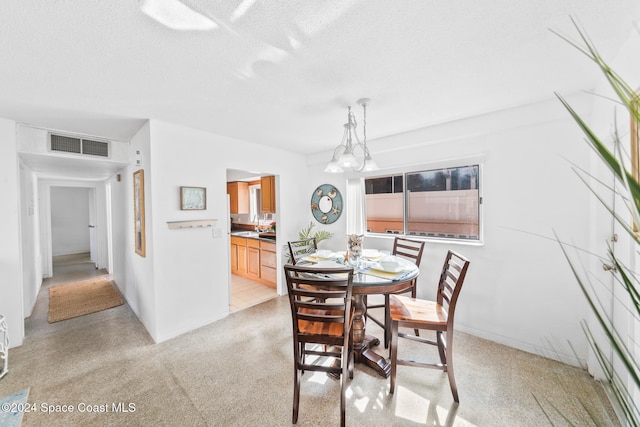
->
[[231, 231, 276, 240]]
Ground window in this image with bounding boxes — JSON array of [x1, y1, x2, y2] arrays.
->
[[249, 184, 261, 221], [365, 164, 481, 241]]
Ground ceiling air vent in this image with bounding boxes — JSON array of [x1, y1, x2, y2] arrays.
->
[[81, 139, 109, 157], [50, 134, 81, 154], [50, 134, 109, 158]]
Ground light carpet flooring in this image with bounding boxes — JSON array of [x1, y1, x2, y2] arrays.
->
[[0, 255, 619, 426]]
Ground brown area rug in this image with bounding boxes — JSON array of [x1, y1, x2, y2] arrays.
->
[[48, 277, 124, 323]]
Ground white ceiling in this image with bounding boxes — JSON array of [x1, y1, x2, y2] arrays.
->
[[2, 1, 639, 161]]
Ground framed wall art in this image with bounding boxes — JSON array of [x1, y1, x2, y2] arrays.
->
[[180, 186, 206, 210], [310, 184, 343, 224], [133, 169, 146, 257]]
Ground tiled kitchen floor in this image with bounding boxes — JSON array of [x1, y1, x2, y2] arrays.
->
[[229, 274, 277, 312]]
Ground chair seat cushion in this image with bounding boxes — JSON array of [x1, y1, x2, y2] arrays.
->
[[389, 295, 447, 326]]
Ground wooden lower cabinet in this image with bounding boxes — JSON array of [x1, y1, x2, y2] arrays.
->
[[231, 236, 247, 274], [230, 242, 238, 271], [230, 236, 277, 287], [247, 239, 260, 280], [260, 241, 277, 287]]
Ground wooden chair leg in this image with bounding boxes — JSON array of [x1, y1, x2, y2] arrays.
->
[[445, 329, 459, 402], [293, 365, 301, 423], [389, 321, 399, 394], [340, 349, 347, 427], [411, 284, 420, 337], [436, 331, 446, 365], [384, 294, 390, 348]]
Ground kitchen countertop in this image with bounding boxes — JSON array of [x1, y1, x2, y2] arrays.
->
[[230, 230, 276, 241]]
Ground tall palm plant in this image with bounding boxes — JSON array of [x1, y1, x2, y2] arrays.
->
[[553, 19, 640, 426]]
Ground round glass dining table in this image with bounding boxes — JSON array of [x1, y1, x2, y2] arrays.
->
[[300, 253, 420, 378]]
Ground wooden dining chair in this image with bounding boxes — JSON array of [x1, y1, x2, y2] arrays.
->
[[287, 238, 318, 265], [284, 264, 355, 427], [388, 250, 470, 402], [366, 237, 425, 348]]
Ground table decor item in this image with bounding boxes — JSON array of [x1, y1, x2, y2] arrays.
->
[[347, 234, 363, 267]]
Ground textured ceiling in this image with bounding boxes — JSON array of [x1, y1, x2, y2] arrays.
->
[[1, 1, 639, 158]]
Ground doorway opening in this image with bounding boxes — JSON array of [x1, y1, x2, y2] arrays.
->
[[50, 186, 96, 270], [226, 169, 279, 312], [26, 182, 114, 337]]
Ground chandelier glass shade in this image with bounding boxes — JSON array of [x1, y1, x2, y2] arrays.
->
[[325, 100, 378, 173]]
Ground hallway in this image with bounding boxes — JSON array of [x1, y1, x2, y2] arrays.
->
[[25, 253, 277, 339], [25, 253, 109, 338]]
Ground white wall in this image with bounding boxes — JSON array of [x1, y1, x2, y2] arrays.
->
[[50, 187, 90, 256], [307, 96, 594, 366], [109, 119, 308, 343], [0, 118, 24, 347], [111, 121, 157, 339], [149, 120, 308, 342], [19, 162, 41, 316]]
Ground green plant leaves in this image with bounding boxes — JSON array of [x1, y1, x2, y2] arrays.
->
[[554, 18, 640, 426], [298, 221, 333, 245]]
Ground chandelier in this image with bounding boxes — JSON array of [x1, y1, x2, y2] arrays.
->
[[324, 99, 378, 173]]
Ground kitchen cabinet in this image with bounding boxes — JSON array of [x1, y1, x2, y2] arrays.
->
[[230, 236, 276, 287], [260, 175, 276, 213], [227, 181, 249, 214], [238, 245, 247, 274], [230, 241, 238, 271], [260, 240, 277, 287], [230, 236, 247, 274], [247, 239, 261, 280]]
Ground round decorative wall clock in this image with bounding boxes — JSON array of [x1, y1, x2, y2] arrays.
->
[[310, 184, 343, 224]]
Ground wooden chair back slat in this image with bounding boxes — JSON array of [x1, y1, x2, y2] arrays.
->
[[285, 264, 354, 342], [437, 251, 471, 317], [392, 237, 426, 267], [287, 238, 318, 265]]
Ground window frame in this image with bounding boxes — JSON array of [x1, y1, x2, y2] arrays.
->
[[361, 158, 484, 245]]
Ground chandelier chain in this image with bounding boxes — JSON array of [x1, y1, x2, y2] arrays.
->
[[363, 103, 367, 145]]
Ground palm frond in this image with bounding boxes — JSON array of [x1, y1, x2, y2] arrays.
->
[[298, 221, 334, 245], [553, 19, 640, 424]]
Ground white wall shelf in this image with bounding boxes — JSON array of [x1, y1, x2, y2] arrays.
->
[[167, 219, 217, 229]]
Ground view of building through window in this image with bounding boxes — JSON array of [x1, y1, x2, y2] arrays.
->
[[365, 165, 480, 240]]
